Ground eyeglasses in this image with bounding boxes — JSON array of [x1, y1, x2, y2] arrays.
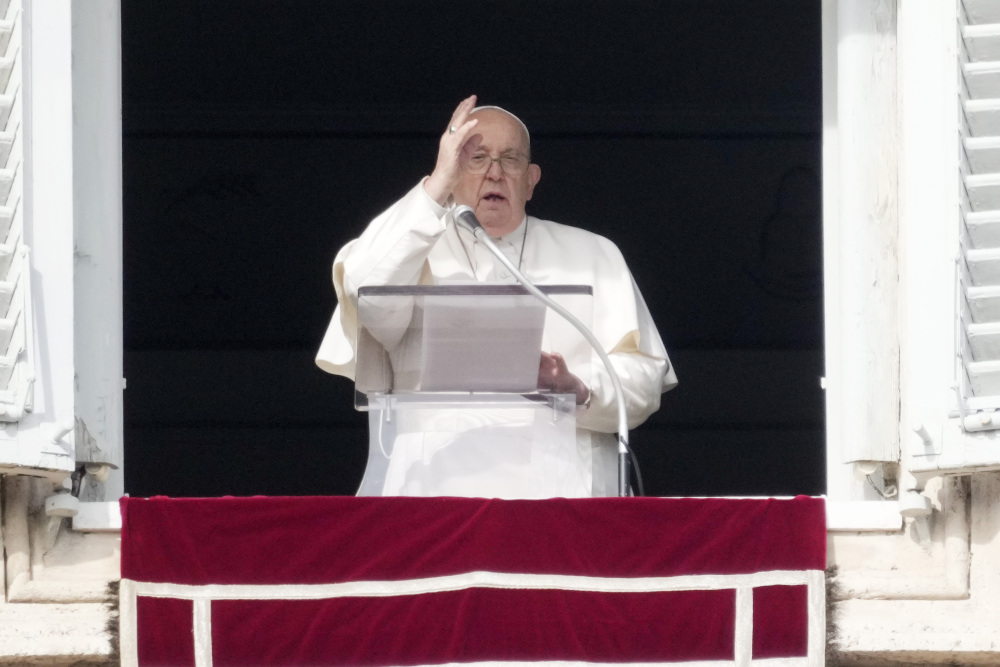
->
[[465, 152, 530, 175]]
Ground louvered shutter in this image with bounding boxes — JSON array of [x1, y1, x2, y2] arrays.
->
[[0, 0, 30, 422], [899, 0, 1000, 477], [960, 0, 1000, 421]]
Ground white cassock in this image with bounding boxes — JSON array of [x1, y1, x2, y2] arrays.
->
[[316, 180, 678, 498]]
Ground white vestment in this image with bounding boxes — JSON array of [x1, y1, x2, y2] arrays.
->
[[316, 180, 678, 497]]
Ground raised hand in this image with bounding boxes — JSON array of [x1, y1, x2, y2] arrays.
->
[[424, 95, 481, 206]]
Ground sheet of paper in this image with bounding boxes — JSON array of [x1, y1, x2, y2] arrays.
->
[[419, 294, 546, 392]]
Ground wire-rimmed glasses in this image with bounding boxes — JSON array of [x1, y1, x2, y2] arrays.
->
[[465, 152, 530, 175]]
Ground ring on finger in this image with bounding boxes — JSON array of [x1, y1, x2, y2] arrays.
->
[[449, 126, 457, 134]]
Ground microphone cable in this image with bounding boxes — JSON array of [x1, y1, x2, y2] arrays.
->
[[620, 435, 645, 497]]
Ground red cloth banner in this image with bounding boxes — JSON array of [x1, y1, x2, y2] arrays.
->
[[120, 496, 826, 666]]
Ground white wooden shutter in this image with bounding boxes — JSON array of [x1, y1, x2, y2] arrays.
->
[[0, 0, 31, 422], [960, 0, 1000, 420], [0, 0, 78, 478], [906, 0, 1000, 477]]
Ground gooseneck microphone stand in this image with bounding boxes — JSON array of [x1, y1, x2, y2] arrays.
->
[[454, 205, 633, 496]]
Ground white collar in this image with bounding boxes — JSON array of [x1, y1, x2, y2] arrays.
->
[[454, 214, 530, 276]]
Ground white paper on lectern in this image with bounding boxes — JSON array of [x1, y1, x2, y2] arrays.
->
[[419, 294, 546, 393]]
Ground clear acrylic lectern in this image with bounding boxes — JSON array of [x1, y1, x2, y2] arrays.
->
[[354, 284, 594, 498]]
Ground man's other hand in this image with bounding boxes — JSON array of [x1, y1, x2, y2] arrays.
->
[[538, 352, 590, 405]]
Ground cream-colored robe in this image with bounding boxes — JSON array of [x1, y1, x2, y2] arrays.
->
[[317, 181, 677, 497]]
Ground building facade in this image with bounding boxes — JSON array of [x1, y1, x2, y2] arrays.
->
[[4, 0, 1000, 664]]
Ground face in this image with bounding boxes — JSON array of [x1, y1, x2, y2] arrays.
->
[[453, 109, 542, 237]]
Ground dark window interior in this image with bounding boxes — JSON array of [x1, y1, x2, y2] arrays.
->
[[122, 0, 824, 497]]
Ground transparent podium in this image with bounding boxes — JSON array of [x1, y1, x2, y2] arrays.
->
[[354, 284, 594, 498]]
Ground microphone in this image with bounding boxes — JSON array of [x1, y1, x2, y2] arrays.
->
[[453, 205, 484, 236], [451, 204, 635, 496]]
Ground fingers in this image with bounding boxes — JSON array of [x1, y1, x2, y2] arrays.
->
[[450, 118, 480, 153], [538, 353, 554, 384], [537, 353, 589, 403], [541, 353, 569, 379], [538, 353, 568, 384], [444, 96, 480, 149], [448, 94, 477, 129], [424, 96, 481, 205], [442, 96, 477, 149]]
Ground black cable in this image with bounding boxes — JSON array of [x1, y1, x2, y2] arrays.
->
[[620, 435, 645, 497]]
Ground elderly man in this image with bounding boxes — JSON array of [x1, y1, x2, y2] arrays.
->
[[317, 95, 677, 497]]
